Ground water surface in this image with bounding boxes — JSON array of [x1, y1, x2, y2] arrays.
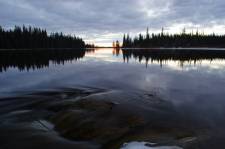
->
[[1, 48, 225, 149]]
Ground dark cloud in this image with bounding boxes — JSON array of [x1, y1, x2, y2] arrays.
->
[[0, 0, 225, 46]]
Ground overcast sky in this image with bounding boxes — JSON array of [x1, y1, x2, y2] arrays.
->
[[0, 0, 225, 46]]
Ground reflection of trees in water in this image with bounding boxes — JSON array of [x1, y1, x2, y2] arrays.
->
[[122, 49, 225, 68], [2, 48, 225, 72], [112, 47, 121, 56], [0, 49, 86, 72]]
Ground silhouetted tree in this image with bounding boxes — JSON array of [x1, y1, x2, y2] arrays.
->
[[116, 40, 120, 48], [0, 25, 86, 49], [122, 27, 225, 48]]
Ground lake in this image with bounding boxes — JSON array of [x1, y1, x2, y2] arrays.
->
[[1, 48, 225, 149]]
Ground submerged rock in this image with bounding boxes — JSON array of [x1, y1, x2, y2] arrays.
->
[[120, 141, 183, 149], [0, 88, 209, 149]]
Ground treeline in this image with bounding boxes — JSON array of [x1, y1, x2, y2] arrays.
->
[[0, 25, 86, 49], [122, 28, 225, 48]]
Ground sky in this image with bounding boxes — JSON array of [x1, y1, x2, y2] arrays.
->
[[0, 0, 225, 46]]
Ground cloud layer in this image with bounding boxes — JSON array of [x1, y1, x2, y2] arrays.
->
[[0, 0, 225, 46]]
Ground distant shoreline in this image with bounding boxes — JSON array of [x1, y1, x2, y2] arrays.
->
[[121, 47, 225, 51], [2, 46, 225, 51], [0, 48, 87, 51]]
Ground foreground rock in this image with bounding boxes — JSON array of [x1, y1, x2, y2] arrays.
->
[[0, 88, 221, 149]]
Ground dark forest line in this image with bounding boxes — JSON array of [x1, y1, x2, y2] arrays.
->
[[0, 25, 88, 49], [122, 28, 225, 48]]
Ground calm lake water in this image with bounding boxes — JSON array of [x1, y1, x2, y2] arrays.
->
[[1, 48, 225, 149], [1, 48, 225, 98]]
